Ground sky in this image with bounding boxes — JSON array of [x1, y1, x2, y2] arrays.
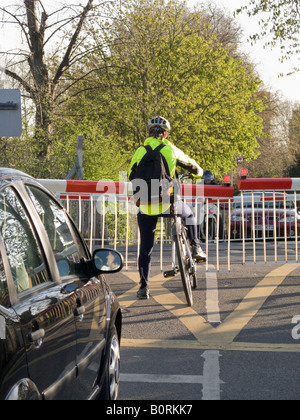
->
[[198, 0, 300, 103], [1, 0, 300, 103]]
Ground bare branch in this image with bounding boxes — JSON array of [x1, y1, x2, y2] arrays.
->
[[52, 0, 94, 86], [4, 68, 34, 96], [0, 6, 31, 49]]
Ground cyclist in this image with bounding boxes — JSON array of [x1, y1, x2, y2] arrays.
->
[[129, 116, 206, 300]]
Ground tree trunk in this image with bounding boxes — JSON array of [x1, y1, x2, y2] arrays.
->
[[25, 0, 52, 157]]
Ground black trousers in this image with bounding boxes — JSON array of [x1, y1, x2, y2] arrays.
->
[[137, 201, 199, 288]]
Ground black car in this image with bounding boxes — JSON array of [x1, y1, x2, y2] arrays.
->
[[0, 168, 123, 400]]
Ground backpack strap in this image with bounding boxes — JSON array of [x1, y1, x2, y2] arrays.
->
[[129, 144, 167, 182], [155, 143, 166, 153], [143, 143, 165, 153]]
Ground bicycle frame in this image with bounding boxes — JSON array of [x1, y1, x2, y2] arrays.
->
[[164, 208, 197, 306], [171, 215, 194, 270], [163, 172, 199, 306]]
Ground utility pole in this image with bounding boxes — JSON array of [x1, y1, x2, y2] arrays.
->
[[66, 135, 84, 180]]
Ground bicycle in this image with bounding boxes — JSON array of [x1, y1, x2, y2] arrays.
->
[[163, 173, 201, 307]]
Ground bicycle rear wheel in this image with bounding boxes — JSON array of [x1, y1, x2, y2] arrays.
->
[[174, 220, 193, 307]]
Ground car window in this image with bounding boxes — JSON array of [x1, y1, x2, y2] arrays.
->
[[0, 187, 50, 294], [26, 186, 89, 279]]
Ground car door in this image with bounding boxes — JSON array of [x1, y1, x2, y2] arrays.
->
[[0, 184, 78, 400], [25, 184, 108, 399], [0, 242, 32, 400]]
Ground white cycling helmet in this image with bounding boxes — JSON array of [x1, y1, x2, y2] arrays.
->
[[148, 116, 171, 133]]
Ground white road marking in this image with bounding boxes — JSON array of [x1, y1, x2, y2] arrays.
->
[[120, 351, 224, 400], [201, 350, 223, 400]]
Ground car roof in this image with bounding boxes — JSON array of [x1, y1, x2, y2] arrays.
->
[[0, 167, 34, 180], [0, 167, 37, 188]]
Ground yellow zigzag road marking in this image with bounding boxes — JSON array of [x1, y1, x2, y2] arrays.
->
[[118, 264, 300, 352], [121, 338, 300, 353]]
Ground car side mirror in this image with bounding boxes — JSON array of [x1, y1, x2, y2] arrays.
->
[[92, 249, 124, 274]]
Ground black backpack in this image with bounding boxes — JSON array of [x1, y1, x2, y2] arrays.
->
[[130, 144, 173, 207]]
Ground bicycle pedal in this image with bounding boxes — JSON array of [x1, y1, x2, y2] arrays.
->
[[164, 270, 176, 278], [163, 266, 179, 278]]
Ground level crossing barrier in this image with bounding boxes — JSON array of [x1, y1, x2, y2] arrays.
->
[[39, 177, 300, 272]]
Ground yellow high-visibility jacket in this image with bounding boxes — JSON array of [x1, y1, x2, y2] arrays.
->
[[129, 137, 203, 215]]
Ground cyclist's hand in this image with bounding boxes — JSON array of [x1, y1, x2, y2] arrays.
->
[[191, 173, 202, 180]]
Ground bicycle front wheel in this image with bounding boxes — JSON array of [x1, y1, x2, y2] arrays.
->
[[175, 222, 193, 307]]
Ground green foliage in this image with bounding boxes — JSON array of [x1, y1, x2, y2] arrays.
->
[[237, 0, 300, 70], [61, 0, 264, 178], [51, 105, 131, 181]]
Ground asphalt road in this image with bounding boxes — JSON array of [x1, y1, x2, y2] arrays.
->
[[106, 247, 300, 401]]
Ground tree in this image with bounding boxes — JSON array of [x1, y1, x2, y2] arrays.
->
[[236, 0, 300, 72], [287, 104, 300, 176], [244, 92, 298, 178], [64, 0, 264, 177], [203, 3, 244, 58], [0, 0, 113, 167]]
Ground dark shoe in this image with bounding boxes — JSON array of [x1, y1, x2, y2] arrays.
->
[[137, 286, 150, 300], [192, 245, 206, 263]]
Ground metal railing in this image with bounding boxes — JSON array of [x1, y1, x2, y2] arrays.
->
[[236, 178, 300, 266], [39, 177, 300, 272]]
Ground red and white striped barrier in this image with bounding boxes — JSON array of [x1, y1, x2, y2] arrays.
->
[[181, 183, 234, 198], [238, 178, 300, 191], [40, 178, 300, 205], [39, 179, 126, 195], [40, 179, 234, 199]]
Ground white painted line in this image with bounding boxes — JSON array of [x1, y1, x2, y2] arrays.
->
[[120, 373, 203, 384], [206, 266, 221, 324], [120, 351, 224, 400], [201, 350, 223, 400]]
